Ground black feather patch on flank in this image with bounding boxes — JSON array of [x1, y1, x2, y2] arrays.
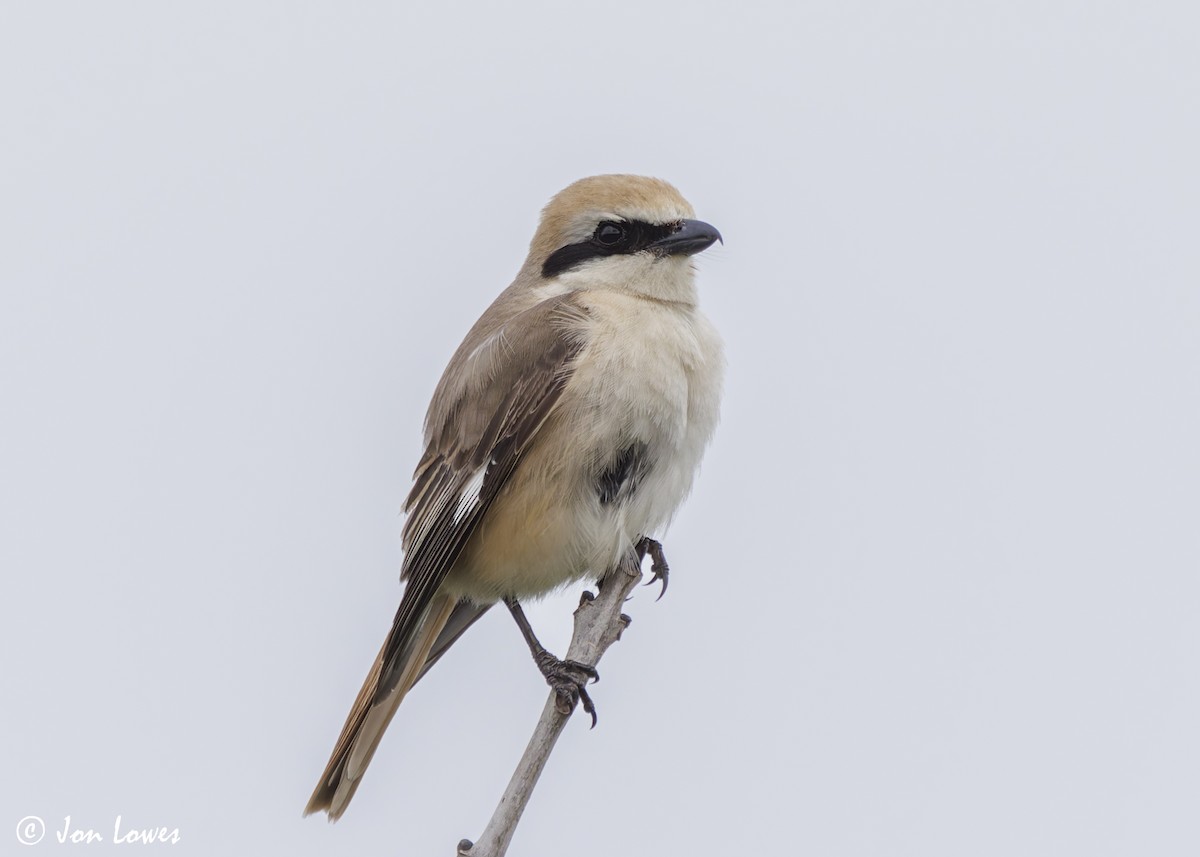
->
[[597, 441, 650, 506], [542, 220, 679, 279]]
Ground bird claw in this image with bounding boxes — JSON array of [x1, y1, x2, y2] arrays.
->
[[637, 537, 670, 600], [563, 684, 598, 729], [535, 652, 600, 728], [644, 564, 668, 601]]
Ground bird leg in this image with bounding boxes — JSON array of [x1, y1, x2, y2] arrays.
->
[[504, 597, 600, 727], [636, 536, 670, 600]]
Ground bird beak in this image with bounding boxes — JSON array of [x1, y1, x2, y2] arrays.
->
[[649, 219, 723, 257]]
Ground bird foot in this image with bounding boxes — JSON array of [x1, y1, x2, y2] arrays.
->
[[637, 537, 670, 600], [534, 651, 599, 727]]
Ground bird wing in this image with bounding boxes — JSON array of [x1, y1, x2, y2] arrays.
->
[[376, 291, 589, 700]]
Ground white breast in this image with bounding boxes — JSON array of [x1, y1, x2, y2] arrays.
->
[[563, 290, 725, 571], [446, 288, 724, 602]]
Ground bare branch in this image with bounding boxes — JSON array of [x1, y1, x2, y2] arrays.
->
[[457, 548, 644, 857]]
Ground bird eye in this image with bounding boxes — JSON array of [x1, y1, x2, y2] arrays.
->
[[594, 222, 626, 246]]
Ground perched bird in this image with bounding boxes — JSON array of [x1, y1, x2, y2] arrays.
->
[[305, 174, 724, 820]]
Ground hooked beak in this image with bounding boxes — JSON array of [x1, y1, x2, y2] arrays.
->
[[649, 219, 723, 257]]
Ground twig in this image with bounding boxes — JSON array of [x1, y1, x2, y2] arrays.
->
[[457, 547, 644, 857]]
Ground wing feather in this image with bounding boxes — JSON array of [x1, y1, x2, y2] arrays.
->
[[374, 293, 588, 701]]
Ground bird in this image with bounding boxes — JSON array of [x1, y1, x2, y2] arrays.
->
[[305, 174, 724, 820]]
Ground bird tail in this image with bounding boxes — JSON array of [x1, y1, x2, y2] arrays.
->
[[304, 592, 457, 821]]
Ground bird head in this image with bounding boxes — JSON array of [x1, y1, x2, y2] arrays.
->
[[527, 175, 722, 304]]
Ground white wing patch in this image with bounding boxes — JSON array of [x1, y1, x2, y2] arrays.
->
[[453, 464, 488, 524]]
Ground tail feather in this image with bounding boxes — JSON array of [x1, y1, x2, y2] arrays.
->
[[416, 600, 491, 684], [305, 593, 457, 820]]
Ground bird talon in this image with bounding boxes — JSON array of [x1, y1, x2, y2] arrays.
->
[[643, 568, 669, 600], [538, 653, 600, 723], [637, 537, 670, 600], [578, 686, 598, 728]]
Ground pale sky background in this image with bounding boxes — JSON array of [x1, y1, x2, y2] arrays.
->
[[3, 2, 1198, 855]]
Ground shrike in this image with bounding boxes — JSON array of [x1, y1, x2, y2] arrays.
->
[[306, 174, 724, 820]]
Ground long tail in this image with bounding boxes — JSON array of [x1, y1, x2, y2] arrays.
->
[[305, 593, 459, 820]]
